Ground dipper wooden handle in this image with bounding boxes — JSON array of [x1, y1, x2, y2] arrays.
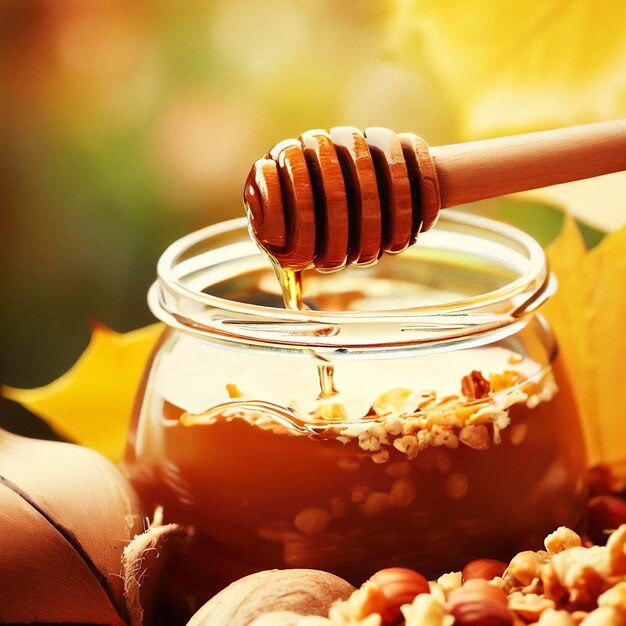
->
[[244, 120, 626, 271]]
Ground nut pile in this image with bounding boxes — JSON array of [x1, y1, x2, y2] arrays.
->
[[252, 524, 626, 625]]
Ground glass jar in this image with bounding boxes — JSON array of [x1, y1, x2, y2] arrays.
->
[[125, 211, 587, 592]]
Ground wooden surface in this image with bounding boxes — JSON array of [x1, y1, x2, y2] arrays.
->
[[430, 119, 626, 208]]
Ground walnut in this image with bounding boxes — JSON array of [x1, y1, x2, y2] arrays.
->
[[461, 370, 491, 400]]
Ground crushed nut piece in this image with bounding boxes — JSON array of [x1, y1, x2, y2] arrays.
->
[[437, 571, 463, 594], [461, 370, 491, 400], [508, 591, 555, 621], [545, 527, 583, 555], [401, 593, 451, 626]]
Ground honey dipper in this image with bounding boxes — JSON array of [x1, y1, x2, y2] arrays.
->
[[243, 120, 626, 272]]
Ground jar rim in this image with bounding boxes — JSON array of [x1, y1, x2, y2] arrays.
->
[[150, 211, 554, 351]]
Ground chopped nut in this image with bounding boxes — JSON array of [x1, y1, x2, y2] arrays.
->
[[402, 593, 451, 626], [393, 435, 419, 460], [384, 416, 404, 436], [507, 551, 542, 587], [545, 527, 582, 554], [329, 581, 386, 624], [358, 431, 382, 452], [606, 524, 626, 575], [508, 591, 555, 622], [536, 609, 576, 626], [438, 571, 463, 594], [294, 508, 331, 536], [579, 607, 626, 626], [429, 581, 448, 604], [598, 582, 626, 611], [371, 449, 390, 464], [461, 370, 491, 400], [459, 425, 491, 450]]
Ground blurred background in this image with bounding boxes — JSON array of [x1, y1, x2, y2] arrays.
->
[[2, 0, 625, 437]]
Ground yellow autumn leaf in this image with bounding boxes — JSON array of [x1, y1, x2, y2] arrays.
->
[[3, 323, 164, 463], [545, 216, 626, 466], [387, 0, 626, 138]]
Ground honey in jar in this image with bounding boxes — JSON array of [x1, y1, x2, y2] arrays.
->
[[124, 212, 586, 602]]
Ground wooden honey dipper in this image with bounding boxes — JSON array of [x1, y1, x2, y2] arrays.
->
[[244, 121, 626, 272]]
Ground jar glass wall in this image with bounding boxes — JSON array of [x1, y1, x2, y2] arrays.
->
[[124, 212, 587, 589]]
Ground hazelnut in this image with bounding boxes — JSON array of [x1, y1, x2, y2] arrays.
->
[[587, 496, 626, 546], [463, 559, 508, 582], [448, 579, 513, 626], [369, 567, 429, 624]]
